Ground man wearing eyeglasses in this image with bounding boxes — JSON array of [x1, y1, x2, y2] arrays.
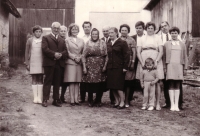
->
[[42, 22, 68, 107]]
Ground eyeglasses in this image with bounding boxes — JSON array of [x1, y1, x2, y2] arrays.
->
[[52, 27, 60, 30], [161, 25, 167, 28]]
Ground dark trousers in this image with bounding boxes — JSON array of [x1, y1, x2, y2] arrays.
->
[[43, 63, 64, 101], [80, 83, 86, 101], [60, 83, 69, 100], [163, 80, 183, 107]]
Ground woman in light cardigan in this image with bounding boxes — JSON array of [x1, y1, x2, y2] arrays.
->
[[163, 26, 188, 111]]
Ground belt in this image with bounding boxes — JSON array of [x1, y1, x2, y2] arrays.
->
[[142, 47, 157, 51]]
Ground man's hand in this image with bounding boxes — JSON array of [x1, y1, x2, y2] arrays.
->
[[83, 68, 87, 74], [54, 52, 62, 60], [141, 83, 144, 89], [74, 57, 81, 63], [102, 66, 106, 72], [150, 81, 156, 86]]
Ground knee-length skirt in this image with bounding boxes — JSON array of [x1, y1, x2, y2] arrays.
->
[[64, 64, 82, 82], [107, 68, 125, 90]]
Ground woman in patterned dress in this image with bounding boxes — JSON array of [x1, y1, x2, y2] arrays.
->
[[119, 24, 136, 108], [82, 28, 108, 107], [25, 25, 43, 104]]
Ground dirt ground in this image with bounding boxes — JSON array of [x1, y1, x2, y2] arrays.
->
[[1, 65, 200, 136]]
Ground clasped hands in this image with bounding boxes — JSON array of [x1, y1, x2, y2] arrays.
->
[[54, 52, 62, 60]]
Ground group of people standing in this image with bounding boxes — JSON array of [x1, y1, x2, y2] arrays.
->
[[25, 20, 188, 112]]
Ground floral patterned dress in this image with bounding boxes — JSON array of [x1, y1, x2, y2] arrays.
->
[[82, 39, 107, 92]]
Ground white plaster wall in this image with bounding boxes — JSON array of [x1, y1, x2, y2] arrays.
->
[[75, 0, 151, 37]]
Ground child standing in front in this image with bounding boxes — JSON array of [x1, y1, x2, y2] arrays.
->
[[140, 58, 159, 111], [25, 25, 44, 104]]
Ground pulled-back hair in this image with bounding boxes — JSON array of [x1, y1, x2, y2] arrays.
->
[[109, 27, 119, 38], [119, 24, 130, 33], [169, 26, 180, 34], [32, 25, 43, 33]]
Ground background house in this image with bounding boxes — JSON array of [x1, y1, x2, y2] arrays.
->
[[144, 0, 200, 66], [0, 0, 20, 55]]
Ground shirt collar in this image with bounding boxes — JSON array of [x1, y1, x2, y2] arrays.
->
[[111, 38, 119, 45], [51, 32, 58, 39], [171, 40, 180, 45]]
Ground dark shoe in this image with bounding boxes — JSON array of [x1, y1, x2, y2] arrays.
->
[[42, 100, 48, 107], [52, 100, 62, 107], [179, 106, 184, 110], [113, 104, 119, 108], [75, 102, 81, 106], [70, 103, 75, 106], [60, 98, 67, 103], [162, 104, 170, 108], [88, 102, 94, 107], [118, 105, 125, 109], [110, 101, 115, 105], [96, 102, 102, 107], [57, 99, 63, 104], [79, 100, 85, 103]]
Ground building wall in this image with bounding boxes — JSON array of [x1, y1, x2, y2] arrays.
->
[[0, 2, 9, 54], [75, 0, 151, 37], [151, 0, 192, 34]]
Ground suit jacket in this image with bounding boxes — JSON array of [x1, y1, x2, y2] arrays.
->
[[163, 40, 188, 70], [65, 37, 85, 65], [107, 38, 130, 69], [25, 37, 33, 65], [42, 34, 68, 67]]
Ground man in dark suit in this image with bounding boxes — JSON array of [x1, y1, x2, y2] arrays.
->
[[42, 22, 68, 107], [129, 21, 145, 101]]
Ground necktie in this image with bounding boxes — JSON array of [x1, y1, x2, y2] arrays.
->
[[166, 33, 169, 41]]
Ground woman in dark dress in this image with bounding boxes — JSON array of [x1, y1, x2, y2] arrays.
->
[[106, 27, 130, 109], [82, 28, 108, 107]]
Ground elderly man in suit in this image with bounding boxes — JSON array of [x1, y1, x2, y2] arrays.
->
[[42, 22, 68, 107]]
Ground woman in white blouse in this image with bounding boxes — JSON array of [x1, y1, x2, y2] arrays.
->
[[136, 22, 164, 110]]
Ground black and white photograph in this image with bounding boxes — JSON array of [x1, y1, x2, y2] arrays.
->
[[0, 0, 200, 136]]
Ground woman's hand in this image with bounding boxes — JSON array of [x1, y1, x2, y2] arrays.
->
[[74, 57, 81, 63], [164, 68, 167, 75], [150, 81, 156, 86], [83, 67, 87, 74], [184, 69, 187, 76], [141, 61, 145, 69], [154, 60, 158, 69], [123, 69, 127, 73], [102, 66, 106, 73], [26, 65, 30, 71]]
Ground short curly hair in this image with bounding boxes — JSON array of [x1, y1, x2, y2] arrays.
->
[[145, 22, 156, 31], [32, 25, 43, 33], [169, 26, 180, 34], [119, 24, 130, 33], [68, 23, 79, 37]]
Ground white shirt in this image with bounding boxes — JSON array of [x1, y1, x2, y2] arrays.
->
[[136, 34, 145, 46], [161, 32, 182, 45], [103, 37, 110, 43], [33, 37, 42, 43], [137, 34, 163, 48], [51, 32, 58, 39], [111, 38, 119, 46], [82, 34, 90, 44]]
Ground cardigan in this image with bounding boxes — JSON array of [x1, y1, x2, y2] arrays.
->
[[163, 40, 188, 70], [25, 37, 34, 65]]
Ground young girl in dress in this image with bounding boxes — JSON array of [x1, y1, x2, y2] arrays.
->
[[25, 25, 44, 104], [163, 27, 188, 111], [140, 58, 159, 111]]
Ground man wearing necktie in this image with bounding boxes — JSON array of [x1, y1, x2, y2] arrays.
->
[[42, 22, 68, 107], [160, 21, 183, 110]]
